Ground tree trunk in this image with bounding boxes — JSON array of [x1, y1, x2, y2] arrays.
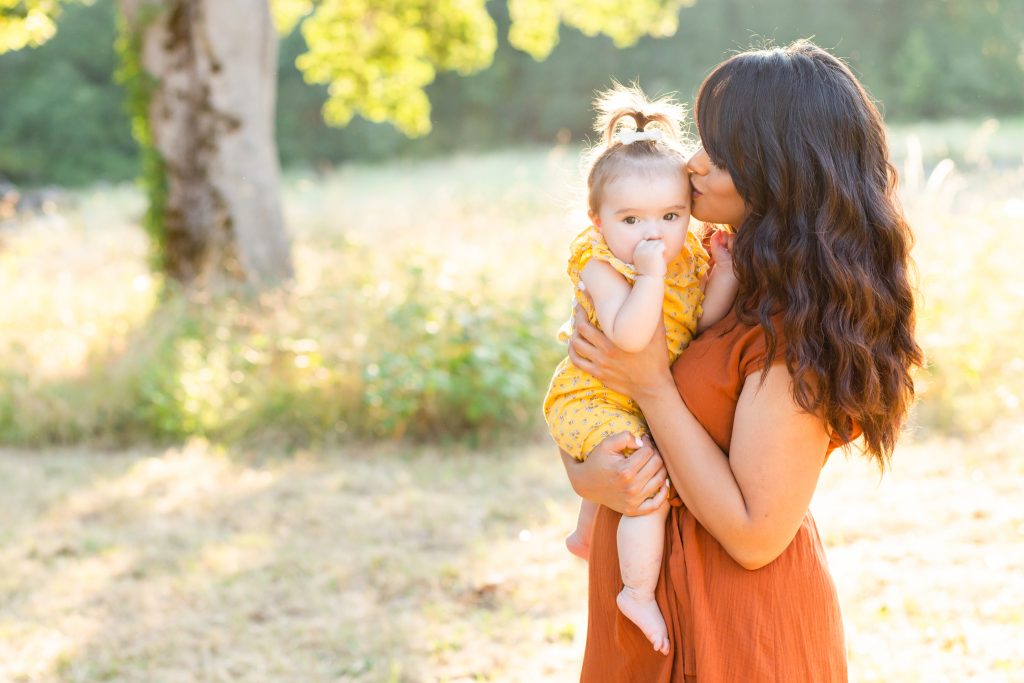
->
[[119, 0, 292, 288]]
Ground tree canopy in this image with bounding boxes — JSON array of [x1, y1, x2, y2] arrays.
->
[[0, 0, 84, 51], [291, 0, 694, 136], [2, 0, 1023, 186]]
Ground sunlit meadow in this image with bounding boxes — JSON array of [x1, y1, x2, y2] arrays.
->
[[0, 119, 1022, 681]]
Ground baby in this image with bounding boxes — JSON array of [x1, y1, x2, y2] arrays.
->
[[543, 84, 737, 655]]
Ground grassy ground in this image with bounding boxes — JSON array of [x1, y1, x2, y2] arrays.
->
[[1, 429, 1022, 682]]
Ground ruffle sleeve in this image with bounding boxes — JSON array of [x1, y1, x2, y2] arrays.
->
[[567, 226, 638, 285]]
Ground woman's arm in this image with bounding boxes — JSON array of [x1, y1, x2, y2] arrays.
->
[[570, 310, 829, 570], [559, 433, 671, 516], [635, 366, 828, 569]]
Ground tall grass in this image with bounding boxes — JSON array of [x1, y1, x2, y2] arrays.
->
[[0, 120, 1021, 446], [0, 150, 576, 447]]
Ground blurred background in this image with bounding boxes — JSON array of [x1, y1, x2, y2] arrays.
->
[[0, 0, 1022, 681]]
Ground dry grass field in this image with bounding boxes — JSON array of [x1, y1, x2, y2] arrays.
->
[[0, 429, 1021, 682], [1, 120, 1023, 681]]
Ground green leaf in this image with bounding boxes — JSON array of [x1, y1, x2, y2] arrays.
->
[[269, 0, 313, 36], [298, 0, 495, 138], [293, 0, 693, 137]]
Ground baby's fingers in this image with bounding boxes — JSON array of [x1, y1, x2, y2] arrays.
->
[[710, 230, 734, 252], [629, 480, 670, 517]]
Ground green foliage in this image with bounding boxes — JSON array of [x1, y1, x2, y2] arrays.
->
[[295, 0, 697, 137], [359, 257, 559, 441], [885, 0, 1024, 117], [297, 0, 497, 136], [509, 0, 692, 59], [0, 0, 86, 52], [113, 2, 168, 278], [274, 28, 410, 167], [0, 242, 564, 448], [286, 0, 1024, 144], [0, 0, 134, 185], [269, 0, 312, 36], [1, 0, 1023, 184]]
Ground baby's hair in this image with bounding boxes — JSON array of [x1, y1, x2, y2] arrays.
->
[[585, 83, 691, 215]]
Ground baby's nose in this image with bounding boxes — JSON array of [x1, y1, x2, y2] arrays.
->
[[643, 223, 663, 239]]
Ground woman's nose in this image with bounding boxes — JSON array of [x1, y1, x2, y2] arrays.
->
[[686, 147, 708, 174]]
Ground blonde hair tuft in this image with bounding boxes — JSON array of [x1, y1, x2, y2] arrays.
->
[[584, 82, 691, 214]]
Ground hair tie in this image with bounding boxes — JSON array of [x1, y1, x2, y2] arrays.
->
[[616, 129, 663, 145]]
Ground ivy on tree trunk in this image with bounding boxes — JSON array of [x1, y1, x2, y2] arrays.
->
[[117, 0, 292, 289]]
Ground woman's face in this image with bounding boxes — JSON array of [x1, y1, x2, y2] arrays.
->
[[685, 146, 748, 227]]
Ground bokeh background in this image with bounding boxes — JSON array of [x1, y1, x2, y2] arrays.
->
[[1, 0, 1022, 681]]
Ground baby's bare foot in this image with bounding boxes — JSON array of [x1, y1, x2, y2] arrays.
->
[[617, 586, 670, 655], [565, 530, 590, 561]]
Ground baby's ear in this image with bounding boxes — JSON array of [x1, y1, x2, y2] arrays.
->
[[588, 209, 601, 228]]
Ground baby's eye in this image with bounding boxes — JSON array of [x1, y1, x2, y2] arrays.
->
[[623, 216, 639, 225], [663, 212, 679, 221]]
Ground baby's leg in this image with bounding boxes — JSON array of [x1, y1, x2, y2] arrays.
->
[[616, 502, 671, 655], [566, 498, 598, 561]]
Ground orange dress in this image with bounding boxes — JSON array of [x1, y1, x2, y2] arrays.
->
[[579, 311, 848, 682]]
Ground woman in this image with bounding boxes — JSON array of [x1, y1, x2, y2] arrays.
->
[[561, 40, 923, 682]]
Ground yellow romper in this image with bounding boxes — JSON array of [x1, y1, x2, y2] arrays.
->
[[543, 226, 709, 460]]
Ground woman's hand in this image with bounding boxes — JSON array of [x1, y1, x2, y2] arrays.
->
[[560, 433, 670, 516], [568, 303, 673, 399]]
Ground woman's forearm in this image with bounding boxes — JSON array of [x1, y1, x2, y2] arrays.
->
[[633, 379, 762, 566]]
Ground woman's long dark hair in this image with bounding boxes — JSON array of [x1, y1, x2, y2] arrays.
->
[[695, 40, 923, 467]]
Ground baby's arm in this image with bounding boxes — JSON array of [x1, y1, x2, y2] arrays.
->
[[697, 231, 739, 333], [580, 244, 665, 353]]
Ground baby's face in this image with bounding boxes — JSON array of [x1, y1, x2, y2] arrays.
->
[[590, 168, 691, 267]]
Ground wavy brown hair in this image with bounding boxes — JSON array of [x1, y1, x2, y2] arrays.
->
[[694, 40, 923, 468]]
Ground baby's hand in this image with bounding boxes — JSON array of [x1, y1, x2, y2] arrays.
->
[[708, 230, 735, 267], [633, 239, 667, 277]]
